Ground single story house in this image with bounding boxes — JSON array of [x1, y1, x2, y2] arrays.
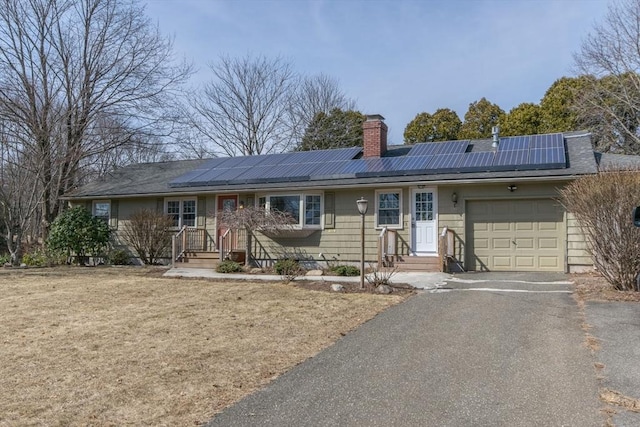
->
[[64, 114, 627, 273]]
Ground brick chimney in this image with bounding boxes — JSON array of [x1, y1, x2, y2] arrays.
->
[[363, 114, 387, 158]]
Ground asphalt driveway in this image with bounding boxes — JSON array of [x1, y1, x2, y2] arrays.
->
[[207, 273, 601, 426], [586, 301, 640, 426]]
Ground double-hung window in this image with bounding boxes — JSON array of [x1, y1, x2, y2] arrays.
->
[[92, 200, 111, 224], [258, 193, 323, 229], [375, 190, 402, 229], [166, 198, 197, 228]]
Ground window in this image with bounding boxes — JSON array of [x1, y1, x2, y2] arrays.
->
[[376, 190, 402, 228], [92, 200, 110, 223], [258, 193, 323, 229], [166, 198, 197, 228], [305, 195, 321, 226]]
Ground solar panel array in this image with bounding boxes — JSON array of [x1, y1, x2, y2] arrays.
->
[[169, 133, 567, 187]]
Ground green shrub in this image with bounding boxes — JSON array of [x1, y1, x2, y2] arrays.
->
[[330, 265, 360, 276], [0, 253, 11, 266], [22, 249, 48, 267], [109, 249, 131, 265], [46, 206, 111, 264], [216, 260, 243, 273], [274, 258, 303, 282]]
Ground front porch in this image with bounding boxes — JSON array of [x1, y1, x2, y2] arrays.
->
[[171, 226, 454, 273], [171, 226, 247, 269]]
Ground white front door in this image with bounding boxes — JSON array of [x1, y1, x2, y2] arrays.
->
[[411, 188, 437, 255]]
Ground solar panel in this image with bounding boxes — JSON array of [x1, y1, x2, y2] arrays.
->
[[395, 155, 433, 171], [457, 152, 495, 169], [434, 140, 469, 155], [310, 161, 353, 179], [494, 149, 529, 167], [499, 136, 530, 151], [341, 159, 368, 174], [529, 148, 566, 166], [169, 133, 568, 188], [428, 153, 463, 170], [530, 133, 563, 150], [354, 158, 395, 177], [407, 143, 440, 157]]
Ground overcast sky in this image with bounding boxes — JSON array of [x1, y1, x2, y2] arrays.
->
[[144, 0, 610, 145]]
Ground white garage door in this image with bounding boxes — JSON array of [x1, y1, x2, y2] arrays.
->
[[466, 199, 565, 272]]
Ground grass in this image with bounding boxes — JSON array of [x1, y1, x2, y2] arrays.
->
[[0, 266, 408, 426]]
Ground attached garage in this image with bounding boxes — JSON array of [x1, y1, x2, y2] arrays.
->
[[466, 199, 565, 272]]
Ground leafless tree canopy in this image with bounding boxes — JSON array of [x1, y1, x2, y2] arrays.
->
[[121, 208, 174, 265], [0, 0, 191, 242], [189, 55, 297, 157], [573, 0, 640, 153], [187, 56, 356, 157], [289, 73, 356, 142]]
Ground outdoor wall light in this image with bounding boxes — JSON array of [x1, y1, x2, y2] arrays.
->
[[451, 192, 458, 207], [239, 200, 245, 209], [507, 185, 518, 192]]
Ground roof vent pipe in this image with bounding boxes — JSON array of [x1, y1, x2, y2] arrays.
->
[[491, 126, 500, 148]]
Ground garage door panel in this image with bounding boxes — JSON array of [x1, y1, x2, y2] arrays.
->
[[474, 238, 489, 249], [493, 257, 512, 268], [475, 222, 489, 232], [515, 238, 534, 249], [492, 238, 511, 249], [492, 222, 510, 232], [539, 257, 560, 268], [539, 222, 559, 231], [539, 238, 559, 249], [515, 256, 535, 268], [515, 222, 534, 231], [467, 199, 564, 272]]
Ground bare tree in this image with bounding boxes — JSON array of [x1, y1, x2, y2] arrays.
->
[[560, 167, 640, 291], [215, 205, 295, 266], [121, 208, 174, 265], [0, 120, 47, 264], [189, 55, 297, 157], [573, 0, 640, 153], [0, 0, 191, 238], [289, 73, 356, 143]]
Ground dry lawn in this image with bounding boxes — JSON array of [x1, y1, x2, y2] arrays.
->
[[572, 272, 640, 302], [0, 267, 408, 426]]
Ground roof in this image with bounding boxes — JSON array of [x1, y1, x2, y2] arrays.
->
[[596, 152, 640, 169], [65, 131, 600, 199]]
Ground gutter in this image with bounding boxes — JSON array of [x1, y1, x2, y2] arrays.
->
[[61, 173, 593, 201]]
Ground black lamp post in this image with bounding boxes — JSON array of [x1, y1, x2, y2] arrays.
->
[[357, 197, 368, 289]]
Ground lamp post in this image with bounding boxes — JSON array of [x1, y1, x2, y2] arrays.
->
[[356, 197, 368, 289]]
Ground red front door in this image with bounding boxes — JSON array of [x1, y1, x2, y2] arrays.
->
[[217, 195, 238, 247]]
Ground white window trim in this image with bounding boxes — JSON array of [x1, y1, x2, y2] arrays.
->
[[165, 197, 198, 229], [92, 200, 111, 223], [375, 189, 403, 230], [256, 192, 324, 230]]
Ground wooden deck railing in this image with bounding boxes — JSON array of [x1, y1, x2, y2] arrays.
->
[[438, 227, 455, 272], [172, 227, 206, 264], [219, 228, 247, 263], [377, 227, 389, 267]]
